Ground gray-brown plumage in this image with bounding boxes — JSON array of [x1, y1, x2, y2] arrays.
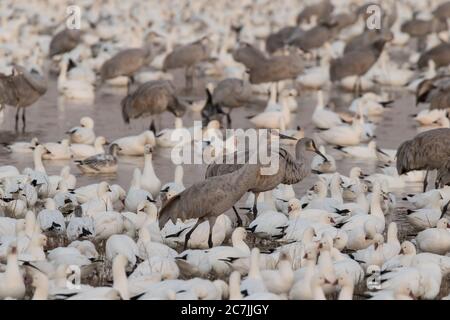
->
[[433, 1, 450, 20], [296, 0, 334, 24], [344, 29, 393, 54], [401, 18, 447, 38], [248, 51, 304, 84], [205, 138, 326, 216], [100, 47, 154, 82], [416, 75, 450, 105], [265, 27, 300, 54], [288, 22, 337, 52], [418, 43, 450, 69], [0, 66, 47, 131], [162, 37, 211, 91], [121, 80, 186, 127], [429, 89, 450, 110], [330, 38, 388, 93], [211, 77, 253, 126], [396, 128, 450, 191], [158, 162, 260, 249], [49, 29, 82, 57], [232, 43, 268, 70]]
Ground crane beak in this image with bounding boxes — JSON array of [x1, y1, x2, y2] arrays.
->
[[313, 145, 328, 162]]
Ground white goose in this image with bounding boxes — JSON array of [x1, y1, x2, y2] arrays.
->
[[415, 218, 450, 255], [140, 145, 161, 199], [124, 168, 154, 213], [58, 57, 95, 101], [42, 139, 71, 160], [0, 245, 26, 299], [70, 136, 107, 159], [67, 117, 96, 145], [112, 131, 156, 156], [3, 137, 39, 153], [311, 90, 343, 130]]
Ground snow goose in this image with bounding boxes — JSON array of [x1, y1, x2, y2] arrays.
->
[[246, 208, 288, 240], [240, 248, 267, 297], [380, 262, 442, 300], [345, 219, 378, 251], [261, 253, 294, 295], [382, 241, 417, 272], [68, 240, 98, 260], [137, 227, 177, 259], [37, 199, 65, 234], [140, 145, 161, 199], [349, 233, 385, 268], [66, 216, 95, 241], [58, 57, 95, 101], [175, 250, 212, 278], [319, 117, 363, 146], [156, 117, 191, 148], [124, 168, 154, 213], [336, 272, 354, 300], [79, 182, 114, 216], [105, 234, 140, 269], [70, 136, 107, 159], [303, 173, 344, 212], [0, 245, 25, 299], [0, 165, 20, 180], [415, 218, 450, 255], [112, 131, 156, 156], [42, 139, 71, 160], [2, 137, 39, 153], [130, 255, 178, 283], [206, 227, 250, 277], [92, 211, 124, 242], [75, 144, 120, 174], [67, 254, 129, 300], [339, 181, 386, 234], [66, 117, 96, 145], [311, 90, 343, 129], [311, 145, 336, 173], [160, 165, 185, 205], [334, 140, 380, 160], [406, 192, 448, 230]]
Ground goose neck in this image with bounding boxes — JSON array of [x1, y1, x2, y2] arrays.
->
[[112, 258, 130, 300]]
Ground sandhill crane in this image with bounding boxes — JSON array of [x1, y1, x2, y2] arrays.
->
[[0, 66, 47, 131], [205, 137, 326, 217], [49, 29, 82, 57], [418, 43, 450, 70], [296, 0, 334, 24], [330, 37, 390, 94], [163, 37, 211, 91], [158, 162, 260, 249], [120, 80, 186, 130], [210, 77, 253, 126], [397, 128, 450, 191]]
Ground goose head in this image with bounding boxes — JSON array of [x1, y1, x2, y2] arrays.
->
[[287, 198, 301, 213], [80, 116, 94, 129], [400, 241, 416, 255]]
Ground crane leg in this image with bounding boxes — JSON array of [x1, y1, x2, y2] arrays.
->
[[252, 192, 260, 220], [183, 218, 203, 250], [423, 169, 429, 192], [22, 108, 26, 132], [185, 66, 194, 92], [207, 216, 217, 248], [232, 206, 242, 227], [15, 107, 20, 131]]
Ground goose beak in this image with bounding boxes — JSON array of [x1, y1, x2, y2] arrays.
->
[[376, 147, 389, 157], [278, 133, 297, 140]]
